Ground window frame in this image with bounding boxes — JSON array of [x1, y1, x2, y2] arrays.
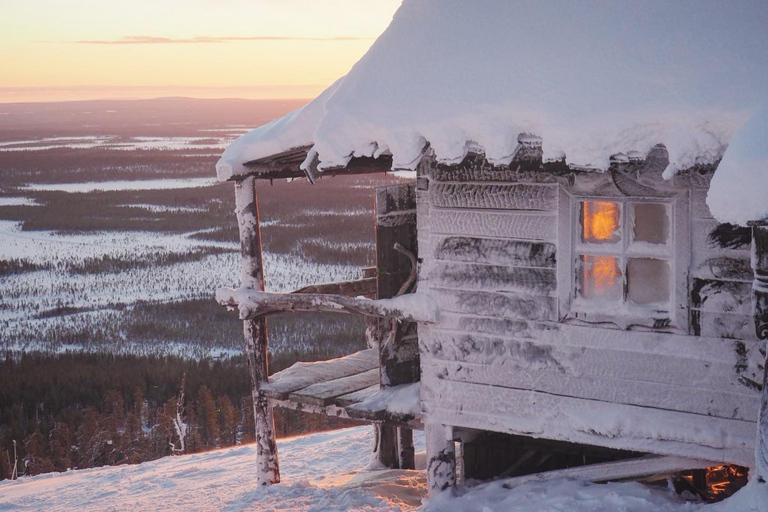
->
[[557, 184, 690, 332]]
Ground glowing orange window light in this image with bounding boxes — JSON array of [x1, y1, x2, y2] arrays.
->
[[581, 255, 622, 300], [582, 201, 620, 243]]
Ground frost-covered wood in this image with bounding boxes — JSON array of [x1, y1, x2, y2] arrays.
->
[[426, 422, 455, 495], [432, 289, 557, 322], [430, 262, 556, 295], [234, 176, 279, 485], [261, 349, 378, 400], [421, 377, 756, 467], [501, 455, 714, 489], [434, 237, 556, 268], [430, 209, 557, 241], [216, 288, 437, 323], [290, 368, 379, 407], [430, 183, 557, 210], [751, 223, 768, 490]]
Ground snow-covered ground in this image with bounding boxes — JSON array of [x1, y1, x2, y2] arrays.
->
[[0, 426, 759, 512]]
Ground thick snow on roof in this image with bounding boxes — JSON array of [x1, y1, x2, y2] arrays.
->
[[217, 0, 768, 180], [707, 103, 768, 226]]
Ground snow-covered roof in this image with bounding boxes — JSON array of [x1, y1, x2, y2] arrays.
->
[[217, 0, 768, 181], [708, 104, 768, 226]]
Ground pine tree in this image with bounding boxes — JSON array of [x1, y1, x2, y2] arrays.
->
[[217, 395, 237, 446], [196, 386, 219, 449]]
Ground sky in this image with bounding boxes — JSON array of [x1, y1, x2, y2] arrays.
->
[[0, 0, 401, 103]]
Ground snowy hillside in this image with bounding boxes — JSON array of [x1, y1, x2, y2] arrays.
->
[[0, 426, 760, 511]]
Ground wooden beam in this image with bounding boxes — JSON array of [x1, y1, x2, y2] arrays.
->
[[500, 455, 715, 489], [216, 288, 437, 323], [234, 176, 279, 485]]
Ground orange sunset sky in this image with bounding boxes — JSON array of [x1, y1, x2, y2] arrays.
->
[[0, 0, 401, 103]]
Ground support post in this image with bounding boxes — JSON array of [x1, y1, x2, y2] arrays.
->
[[426, 422, 456, 495], [235, 176, 279, 485], [397, 426, 416, 470], [751, 223, 768, 499]]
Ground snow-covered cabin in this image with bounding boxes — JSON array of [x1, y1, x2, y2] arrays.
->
[[215, 0, 768, 497]]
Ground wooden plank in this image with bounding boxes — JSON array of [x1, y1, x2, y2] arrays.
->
[[421, 330, 760, 396], [429, 209, 557, 241], [290, 368, 379, 407], [430, 183, 558, 211], [262, 349, 378, 399], [427, 315, 765, 384], [429, 262, 557, 295], [433, 288, 557, 322], [502, 456, 715, 488], [335, 384, 379, 408], [422, 379, 756, 467], [422, 357, 758, 421], [433, 236, 556, 268], [376, 184, 416, 215]]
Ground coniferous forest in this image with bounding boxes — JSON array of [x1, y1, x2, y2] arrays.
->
[[0, 351, 361, 479]]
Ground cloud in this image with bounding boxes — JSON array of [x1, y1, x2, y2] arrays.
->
[[72, 35, 372, 44]]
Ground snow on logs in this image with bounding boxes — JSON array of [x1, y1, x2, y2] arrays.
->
[[215, 287, 438, 324]]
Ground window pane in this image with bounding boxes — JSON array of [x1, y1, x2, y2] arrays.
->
[[578, 255, 623, 301], [581, 201, 621, 243], [627, 258, 670, 305], [633, 203, 669, 244]]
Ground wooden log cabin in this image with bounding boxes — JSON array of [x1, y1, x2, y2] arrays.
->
[[213, 0, 768, 500]]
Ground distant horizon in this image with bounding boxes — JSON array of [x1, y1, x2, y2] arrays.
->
[[0, 86, 321, 105]]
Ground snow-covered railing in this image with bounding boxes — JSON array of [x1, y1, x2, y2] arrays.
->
[[215, 287, 438, 324]]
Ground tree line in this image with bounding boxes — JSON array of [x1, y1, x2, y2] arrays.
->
[[0, 352, 360, 480]]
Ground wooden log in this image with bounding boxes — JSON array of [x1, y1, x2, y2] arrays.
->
[[374, 424, 399, 469], [234, 176, 279, 485], [292, 277, 377, 297], [426, 422, 456, 494], [398, 427, 416, 470], [432, 288, 557, 322], [751, 223, 768, 491], [434, 236, 556, 268], [216, 288, 437, 323], [430, 183, 558, 211], [429, 262, 556, 295], [429, 209, 557, 241]]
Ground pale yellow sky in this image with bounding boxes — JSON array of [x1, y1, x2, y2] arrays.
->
[[0, 0, 401, 103]]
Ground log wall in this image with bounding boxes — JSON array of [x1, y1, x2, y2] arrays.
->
[[417, 153, 764, 471]]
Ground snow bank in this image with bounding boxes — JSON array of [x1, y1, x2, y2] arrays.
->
[[217, 0, 768, 180], [707, 103, 768, 226]]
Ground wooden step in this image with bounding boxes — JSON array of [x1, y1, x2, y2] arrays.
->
[[262, 348, 377, 400], [290, 368, 380, 407]]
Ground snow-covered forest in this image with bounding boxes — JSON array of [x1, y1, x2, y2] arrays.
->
[[0, 98, 405, 480]]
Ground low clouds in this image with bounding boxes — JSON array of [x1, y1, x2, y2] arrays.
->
[[73, 35, 371, 44]]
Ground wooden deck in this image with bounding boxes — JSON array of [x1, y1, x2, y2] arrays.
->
[[262, 349, 423, 429]]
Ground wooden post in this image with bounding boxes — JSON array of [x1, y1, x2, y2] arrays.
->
[[235, 176, 279, 485], [397, 426, 416, 470], [751, 222, 768, 496], [426, 422, 456, 495]]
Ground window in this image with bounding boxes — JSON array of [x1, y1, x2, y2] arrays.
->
[[573, 200, 672, 318]]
